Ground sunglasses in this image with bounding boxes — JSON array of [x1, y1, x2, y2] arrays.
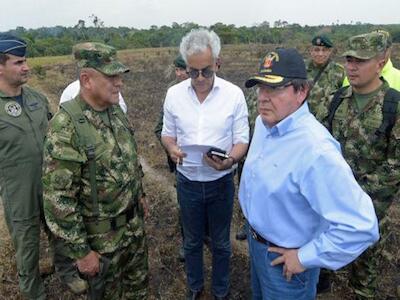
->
[[187, 66, 214, 79]]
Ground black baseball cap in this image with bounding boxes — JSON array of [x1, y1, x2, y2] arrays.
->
[[245, 48, 307, 88]]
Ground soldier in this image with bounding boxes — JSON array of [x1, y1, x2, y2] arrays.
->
[[343, 29, 400, 91], [0, 34, 50, 300], [154, 55, 189, 262], [328, 31, 400, 298], [43, 42, 148, 299], [235, 87, 258, 241], [306, 35, 345, 121], [162, 29, 249, 300], [60, 80, 128, 113]]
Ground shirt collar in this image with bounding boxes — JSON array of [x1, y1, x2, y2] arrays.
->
[[264, 101, 310, 136]]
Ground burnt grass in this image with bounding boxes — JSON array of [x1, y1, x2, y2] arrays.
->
[[1, 44, 400, 299]]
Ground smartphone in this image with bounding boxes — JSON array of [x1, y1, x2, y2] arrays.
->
[[207, 147, 229, 160]]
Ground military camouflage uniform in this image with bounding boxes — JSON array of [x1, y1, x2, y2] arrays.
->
[[235, 87, 258, 240], [0, 86, 49, 300], [330, 81, 400, 298], [306, 59, 345, 122], [244, 87, 258, 137], [43, 42, 148, 299], [43, 98, 148, 299], [330, 31, 400, 298], [154, 78, 179, 142]]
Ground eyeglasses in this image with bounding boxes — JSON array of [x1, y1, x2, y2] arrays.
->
[[257, 82, 292, 97], [187, 66, 214, 79]]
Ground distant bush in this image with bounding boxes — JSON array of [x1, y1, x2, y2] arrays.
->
[[3, 22, 400, 58]]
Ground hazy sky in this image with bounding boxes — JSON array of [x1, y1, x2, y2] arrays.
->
[[1, 0, 398, 31]]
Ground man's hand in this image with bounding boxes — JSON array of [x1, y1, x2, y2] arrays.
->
[[168, 145, 186, 165], [269, 247, 305, 282], [76, 250, 100, 277], [139, 196, 150, 219], [203, 155, 234, 171]]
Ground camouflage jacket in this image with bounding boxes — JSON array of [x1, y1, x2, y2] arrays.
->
[[330, 81, 400, 219], [306, 59, 345, 122], [154, 79, 179, 141], [244, 87, 258, 137], [43, 97, 144, 259]]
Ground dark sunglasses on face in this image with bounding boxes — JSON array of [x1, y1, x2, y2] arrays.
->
[[187, 66, 214, 79]]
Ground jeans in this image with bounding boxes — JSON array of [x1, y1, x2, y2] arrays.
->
[[176, 172, 234, 297], [248, 230, 320, 300]]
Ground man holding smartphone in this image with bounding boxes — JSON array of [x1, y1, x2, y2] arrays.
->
[[161, 29, 249, 300]]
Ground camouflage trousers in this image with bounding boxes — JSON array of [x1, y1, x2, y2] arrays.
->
[[52, 214, 149, 299], [89, 214, 149, 300], [350, 210, 399, 299]]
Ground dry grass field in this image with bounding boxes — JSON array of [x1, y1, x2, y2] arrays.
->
[[1, 43, 400, 299]]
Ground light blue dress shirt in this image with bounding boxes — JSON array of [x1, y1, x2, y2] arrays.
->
[[239, 101, 379, 270]]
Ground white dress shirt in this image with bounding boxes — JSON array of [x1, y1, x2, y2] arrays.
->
[[162, 76, 249, 182], [59, 80, 128, 113]]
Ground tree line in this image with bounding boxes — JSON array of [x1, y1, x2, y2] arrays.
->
[[3, 21, 400, 57]]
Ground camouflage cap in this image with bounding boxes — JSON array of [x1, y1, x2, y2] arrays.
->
[[342, 31, 388, 60], [73, 42, 129, 76], [375, 29, 392, 49]]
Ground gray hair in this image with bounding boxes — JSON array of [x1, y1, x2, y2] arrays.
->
[[179, 28, 221, 63]]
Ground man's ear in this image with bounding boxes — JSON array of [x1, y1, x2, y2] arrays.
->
[[377, 57, 386, 74], [79, 70, 91, 89]]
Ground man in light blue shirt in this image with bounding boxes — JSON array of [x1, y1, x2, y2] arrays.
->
[[239, 48, 379, 300]]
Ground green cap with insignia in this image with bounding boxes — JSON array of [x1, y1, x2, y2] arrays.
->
[[173, 55, 186, 69], [342, 31, 388, 60], [72, 42, 129, 76], [311, 35, 333, 48]]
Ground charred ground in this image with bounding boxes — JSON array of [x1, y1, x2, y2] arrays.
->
[[1, 44, 399, 299]]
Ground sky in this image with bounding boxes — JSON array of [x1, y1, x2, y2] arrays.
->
[[1, 0, 398, 32]]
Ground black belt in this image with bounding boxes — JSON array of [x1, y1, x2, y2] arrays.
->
[[84, 205, 135, 235], [249, 226, 278, 247]]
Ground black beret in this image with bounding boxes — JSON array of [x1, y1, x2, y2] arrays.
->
[[0, 34, 27, 57], [312, 35, 333, 48]]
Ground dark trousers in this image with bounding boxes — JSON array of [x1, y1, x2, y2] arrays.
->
[[176, 172, 234, 297]]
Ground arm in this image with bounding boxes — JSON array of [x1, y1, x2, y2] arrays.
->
[[204, 89, 249, 170], [297, 149, 379, 270], [154, 107, 164, 142], [358, 121, 400, 218], [161, 135, 185, 164], [42, 112, 91, 261]]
